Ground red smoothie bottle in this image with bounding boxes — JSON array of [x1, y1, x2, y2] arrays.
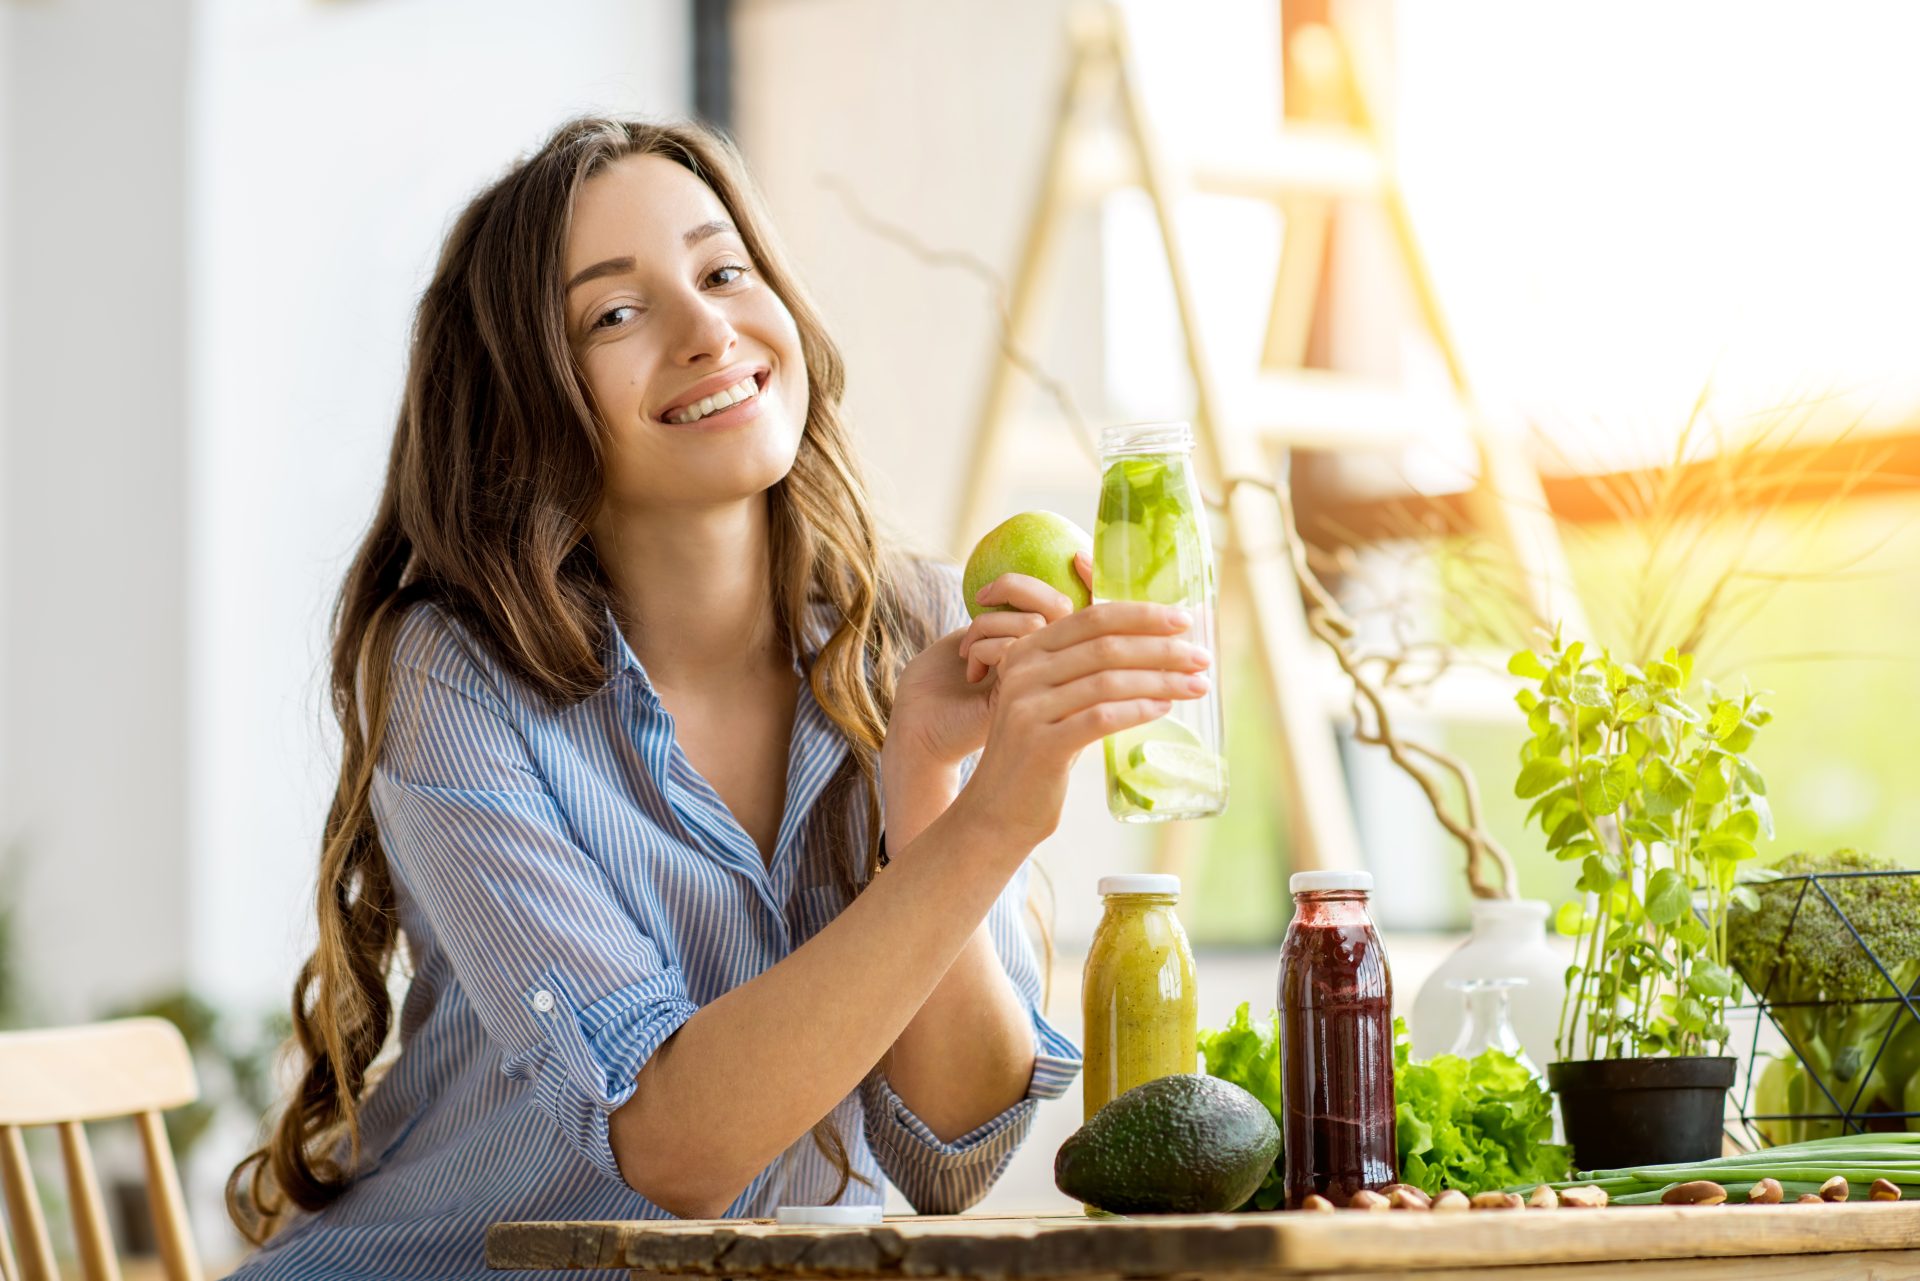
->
[[1278, 870, 1396, 1206]]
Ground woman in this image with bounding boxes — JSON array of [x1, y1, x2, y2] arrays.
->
[[225, 116, 1211, 1279]]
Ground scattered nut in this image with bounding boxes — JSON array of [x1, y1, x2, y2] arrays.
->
[[1470, 1191, 1525, 1210], [1871, 1178, 1901, 1202], [1559, 1185, 1610, 1209], [1796, 1193, 1825, 1204], [1661, 1180, 1729, 1206], [1431, 1189, 1470, 1212], [1383, 1184, 1433, 1210], [1526, 1184, 1559, 1209], [1349, 1189, 1391, 1211], [1747, 1178, 1783, 1204], [1300, 1193, 1336, 1212], [1820, 1175, 1850, 1202]]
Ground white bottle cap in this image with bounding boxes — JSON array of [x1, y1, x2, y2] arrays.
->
[[1097, 874, 1181, 897], [1289, 870, 1374, 894], [774, 1205, 884, 1226]]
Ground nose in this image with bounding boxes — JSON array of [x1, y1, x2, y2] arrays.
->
[[667, 289, 737, 367]]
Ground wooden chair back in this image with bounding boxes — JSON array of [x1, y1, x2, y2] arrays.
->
[[0, 1018, 205, 1281]]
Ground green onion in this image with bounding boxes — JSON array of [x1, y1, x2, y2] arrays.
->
[[1514, 1133, 1920, 1203]]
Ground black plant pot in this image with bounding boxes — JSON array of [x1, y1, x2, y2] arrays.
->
[[1549, 1056, 1735, 1171]]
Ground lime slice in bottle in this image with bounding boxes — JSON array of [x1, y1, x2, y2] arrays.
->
[[1127, 739, 1223, 793]]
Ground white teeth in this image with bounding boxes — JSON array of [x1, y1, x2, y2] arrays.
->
[[668, 375, 761, 424]]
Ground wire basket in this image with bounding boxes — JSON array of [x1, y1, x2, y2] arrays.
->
[[1730, 866, 1920, 1146]]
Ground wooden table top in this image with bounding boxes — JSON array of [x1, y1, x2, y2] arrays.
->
[[486, 1203, 1920, 1280]]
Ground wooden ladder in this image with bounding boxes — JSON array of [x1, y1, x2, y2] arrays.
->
[[950, 2, 1585, 874]]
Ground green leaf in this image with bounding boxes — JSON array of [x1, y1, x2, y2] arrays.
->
[[1515, 688, 1539, 713], [1689, 960, 1737, 1000], [1647, 658, 1682, 688], [1515, 757, 1569, 799], [1580, 754, 1636, 816], [1713, 810, 1761, 843], [1735, 757, 1767, 797], [1577, 854, 1616, 895], [1658, 696, 1703, 726], [1645, 867, 1690, 925], [1570, 671, 1613, 709], [1508, 650, 1549, 680], [1554, 838, 1602, 864], [1746, 794, 1775, 840], [1696, 834, 1758, 863], [1617, 684, 1657, 723], [1547, 809, 1588, 851], [1693, 760, 1730, 806], [1674, 914, 1711, 948], [1554, 900, 1590, 936], [1705, 700, 1744, 741], [1527, 701, 1554, 736]]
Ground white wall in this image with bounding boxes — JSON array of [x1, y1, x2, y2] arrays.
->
[[185, 0, 690, 1018], [2, 0, 196, 1026], [3, 0, 689, 1253]]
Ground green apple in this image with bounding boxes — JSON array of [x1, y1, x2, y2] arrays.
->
[[962, 510, 1093, 620]]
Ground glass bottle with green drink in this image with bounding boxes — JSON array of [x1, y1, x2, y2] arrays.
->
[[1093, 422, 1227, 820], [1081, 874, 1199, 1121]]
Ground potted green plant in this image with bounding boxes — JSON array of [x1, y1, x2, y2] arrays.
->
[[1509, 631, 1771, 1169]]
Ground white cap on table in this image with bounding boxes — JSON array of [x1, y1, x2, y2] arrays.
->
[[1097, 874, 1181, 896], [1289, 870, 1374, 894], [775, 1205, 884, 1226]]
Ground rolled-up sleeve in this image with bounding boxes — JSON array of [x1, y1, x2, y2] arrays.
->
[[860, 857, 1082, 1212], [369, 605, 698, 1185]]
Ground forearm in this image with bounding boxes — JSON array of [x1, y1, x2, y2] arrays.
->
[[879, 753, 1038, 1141], [609, 791, 1026, 1217]]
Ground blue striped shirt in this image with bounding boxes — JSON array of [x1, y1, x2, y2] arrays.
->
[[229, 567, 1080, 1280]]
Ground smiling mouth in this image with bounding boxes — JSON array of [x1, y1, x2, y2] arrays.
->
[[662, 371, 770, 425]]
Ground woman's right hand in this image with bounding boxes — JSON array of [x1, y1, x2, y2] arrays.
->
[[957, 598, 1212, 850]]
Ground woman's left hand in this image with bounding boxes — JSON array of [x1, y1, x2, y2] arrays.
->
[[886, 554, 1093, 769]]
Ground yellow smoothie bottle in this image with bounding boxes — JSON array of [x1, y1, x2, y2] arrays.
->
[[1080, 873, 1199, 1121]]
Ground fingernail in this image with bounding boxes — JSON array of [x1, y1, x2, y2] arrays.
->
[[1186, 674, 1211, 694], [1166, 608, 1192, 628], [1188, 645, 1212, 668], [975, 585, 991, 602]]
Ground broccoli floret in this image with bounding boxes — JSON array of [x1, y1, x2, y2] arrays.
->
[[1729, 849, 1920, 1136]]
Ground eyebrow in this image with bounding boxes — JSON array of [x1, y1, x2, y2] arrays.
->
[[564, 220, 739, 294]]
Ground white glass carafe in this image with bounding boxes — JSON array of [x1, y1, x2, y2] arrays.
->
[[1411, 898, 1567, 1070]]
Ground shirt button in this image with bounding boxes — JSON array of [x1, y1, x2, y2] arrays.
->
[[531, 990, 555, 1013]]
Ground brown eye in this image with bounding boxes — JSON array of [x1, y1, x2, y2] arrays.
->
[[706, 263, 751, 288], [594, 305, 638, 329]]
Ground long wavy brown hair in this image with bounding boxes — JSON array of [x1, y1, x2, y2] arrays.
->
[[226, 116, 950, 1243]]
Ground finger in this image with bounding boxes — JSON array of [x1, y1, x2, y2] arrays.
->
[[957, 609, 1045, 661], [966, 636, 1021, 682], [1032, 668, 1211, 725], [1074, 550, 1094, 594], [1050, 698, 1175, 754], [1030, 600, 1192, 652], [1026, 633, 1211, 687], [973, 572, 1076, 623]]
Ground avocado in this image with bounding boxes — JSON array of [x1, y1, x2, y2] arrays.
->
[[1054, 1073, 1282, 1214]]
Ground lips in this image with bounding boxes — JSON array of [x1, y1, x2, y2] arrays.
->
[[656, 365, 771, 424]]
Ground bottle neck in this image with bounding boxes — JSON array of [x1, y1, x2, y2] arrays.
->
[[1099, 421, 1194, 458], [1103, 893, 1178, 909], [1470, 900, 1549, 942], [1291, 890, 1373, 927]]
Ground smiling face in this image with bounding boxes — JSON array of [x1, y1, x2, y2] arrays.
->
[[564, 152, 809, 514]]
